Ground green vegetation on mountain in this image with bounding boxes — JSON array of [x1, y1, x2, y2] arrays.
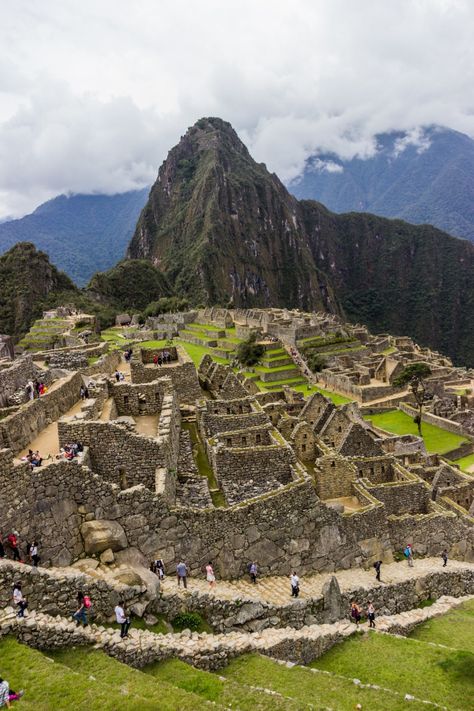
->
[[0, 190, 148, 285], [87, 259, 171, 311], [128, 117, 474, 366], [0, 242, 77, 340]]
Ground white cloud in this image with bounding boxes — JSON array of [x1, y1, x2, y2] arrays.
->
[[1, 0, 474, 216]]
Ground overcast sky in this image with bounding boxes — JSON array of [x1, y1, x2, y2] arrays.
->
[[1, 0, 474, 218]]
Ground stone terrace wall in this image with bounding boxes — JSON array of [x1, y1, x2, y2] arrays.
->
[[200, 412, 268, 437], [0, 560, 144, 620], [0, 371, 83, 453], [388, 505, 474, 559]]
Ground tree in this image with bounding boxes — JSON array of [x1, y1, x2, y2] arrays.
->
[[236, 332, 265, 367], [307, 352, 327, 373], [393, 362, 432, 436]]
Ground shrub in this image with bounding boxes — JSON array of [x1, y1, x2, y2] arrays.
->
[[171, 612, 204, 632], [236, 332, 265, 367]]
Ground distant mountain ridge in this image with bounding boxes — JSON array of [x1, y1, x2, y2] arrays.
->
[[289, 126, 474, 243], [0, 189, 149, 285], [128, 117, 474, 366]]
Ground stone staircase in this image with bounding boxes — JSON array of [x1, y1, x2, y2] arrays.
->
[[1, 592, 471, 673], [157, 557, 474, 606]]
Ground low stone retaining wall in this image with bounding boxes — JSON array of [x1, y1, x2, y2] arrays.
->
[[400, 402, 470, 437], [153, 567, 474, 633], [0, 560, 145, 620]]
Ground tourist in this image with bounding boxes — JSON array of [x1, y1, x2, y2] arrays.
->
[[34, 379, 40, 398], [73, 591, 89, 627], [7, 532, 21, 562], [176, 560, 189, 588], [367, 600, 376, 628], [25, 380, 34, 401], [0, 535, 4, 559], [29, 541, 40, 567], [350, 601, 361, 626], [13, 583, 27, 618], [150, 558, 165, 580], [30, 451, 42, 468], [206, 561, 216, 588], [157, 354, 162, 366], [118, 371, 125, 381], [404, 544, 414, 567], [153, 354, 159, 367], [249, 561, 258, 584], [38, 382, 46, 396], [290, 571, 300, 598], [115, 370, 120, 382], [0, 677, 24, 707], [441, 549, 448, 567], [114, 600, 131, 638], [373, 560, 382, 582]]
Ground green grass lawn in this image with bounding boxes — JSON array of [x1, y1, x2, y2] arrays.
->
[[146, 657, 299, 710], [312, 630, 474, 710], [0, 637, 203, 710], [410, 598, 474, 651], [222, 653, 428, 710], [365, 409, 469, 454], [454, 453, 474, 472]]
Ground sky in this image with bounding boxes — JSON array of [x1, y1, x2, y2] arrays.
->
[[1, 0, 474, 218]]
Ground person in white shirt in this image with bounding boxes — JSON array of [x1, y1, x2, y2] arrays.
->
[[114, 601, 131, 638], [290, 572, 300, 598], [13, 583, 27, 618]]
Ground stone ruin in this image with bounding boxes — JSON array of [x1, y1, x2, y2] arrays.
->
[[0, 308, 473, 662]]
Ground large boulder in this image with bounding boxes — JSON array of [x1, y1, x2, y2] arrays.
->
[[81, 520, 127, 554]]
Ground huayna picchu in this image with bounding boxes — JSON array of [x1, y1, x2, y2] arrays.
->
[[129, 117, 474, 366]]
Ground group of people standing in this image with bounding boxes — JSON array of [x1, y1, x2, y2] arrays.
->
[[25, 379, 47, 401], [0, 532, 39, 567], [152, 350, 172, 366]]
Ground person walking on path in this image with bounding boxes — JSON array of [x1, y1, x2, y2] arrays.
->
[[374, 560, 382, 582], [404, 544, 414, 567], [205, 561, 216, 588], [441, 549, 448, 567], [13, 584, 27, 618], [115, 600, 131, 638], [249, 561, 258, 584], [0, 678, 24, 707], [350, 601, 361, 626], [73, 591, 88, 627], [29, 541, 39, 567], [0, 535, 5, 559], [367, 601, 376, 628], [176, 560, 189, 589], [290, 571, 300, 598]]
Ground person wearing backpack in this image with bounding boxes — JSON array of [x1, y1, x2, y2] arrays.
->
[[350, 600, 361, 626], [404, 544, 414, 567], [373, 560, 382, 582], [249, 561, 258, 584], [73, 591, 89, 627]]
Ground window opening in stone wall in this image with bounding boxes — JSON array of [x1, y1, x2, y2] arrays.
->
[[242, 436, 247, 446], [226, 438, 232, 446], [256, 434, 261, 444], [123, 395, 129, 405]]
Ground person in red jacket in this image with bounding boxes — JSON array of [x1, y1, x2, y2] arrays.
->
[[7, 532, 21, 562]]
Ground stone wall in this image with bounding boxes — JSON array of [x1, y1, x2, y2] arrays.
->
[[131, 348, 201, 405], [58, 419, 170, 492], [400, 402, 469, 436], [0, 560, 144, 620], [200, 412, 267, 436], [112, 378, 171, 416], [0, 371, 83, 453], [314, 456, 357, 500], [0, 355, 37, 407], [210, 444, 296, 505], [365, 480, 430, 516]]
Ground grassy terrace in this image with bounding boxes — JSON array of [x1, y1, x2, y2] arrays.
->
[[100, 325, 353, 402], [364, 409, 469, 455], [453, 452, 474, 472]]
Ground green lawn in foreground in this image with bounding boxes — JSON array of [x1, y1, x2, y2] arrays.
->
[[454, 453, 474, 472], [222, 653, 428, 710], [365, 409, 469, 454], [0, 637, 202, 710], [312, 630, 474, 709], [410, 598, 474, 652]]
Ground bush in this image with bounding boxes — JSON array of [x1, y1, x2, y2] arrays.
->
[[307, 352, 327, 373], [142, 296, 190, 319], [236, 332, 265, 367], [171, 612, 204, 632]]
